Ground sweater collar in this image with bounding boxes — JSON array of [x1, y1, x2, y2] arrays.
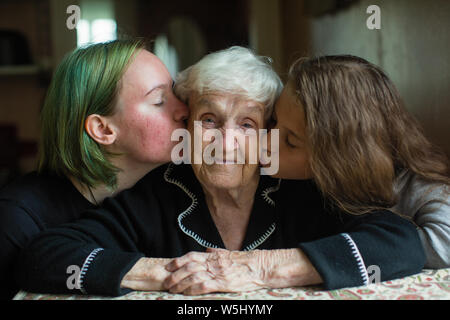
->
[[163, 163, 281, 251]]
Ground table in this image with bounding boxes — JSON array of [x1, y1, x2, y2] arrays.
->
[[14, 268, 450, 300]]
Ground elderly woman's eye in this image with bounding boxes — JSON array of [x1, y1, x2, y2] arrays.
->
[[201, 117, 216, 127], [240, 118, 257, 131]]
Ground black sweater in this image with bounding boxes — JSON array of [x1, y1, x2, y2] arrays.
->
[[0, 171, 94, 299], [15, 164, 426, 296]]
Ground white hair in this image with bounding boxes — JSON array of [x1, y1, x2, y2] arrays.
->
[[174, 46, 283, 120]]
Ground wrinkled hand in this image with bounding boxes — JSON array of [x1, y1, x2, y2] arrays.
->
[[163, 248, 266, 295], [121, 257, 173, 291], [162, 248, 321, 295]]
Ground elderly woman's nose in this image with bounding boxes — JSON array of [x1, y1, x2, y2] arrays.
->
[[222, 129, 240, 152]]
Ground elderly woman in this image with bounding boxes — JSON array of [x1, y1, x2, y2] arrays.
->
[[15, 47, 425, 297]]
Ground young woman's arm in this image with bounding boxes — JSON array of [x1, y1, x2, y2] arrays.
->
[[297, 210, 426, 289], [0, 201, 42, 299], [14, 176, 169, 297], [15, 207, 145, 296]]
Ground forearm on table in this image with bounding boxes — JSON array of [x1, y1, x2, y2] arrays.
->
[[260, 248, 323, 288], [120, 257, 173, 291]]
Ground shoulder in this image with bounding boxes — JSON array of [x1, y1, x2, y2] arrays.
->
[[0, 172, 50, 216], [133, 163, 172, 189], [0, 171, 63, 201], [108, 163, 193, 207], [0, 172, 55, 244], [393, 171, 449, 218], [395, 170, 449, 195], [0, 171, 91, 227]]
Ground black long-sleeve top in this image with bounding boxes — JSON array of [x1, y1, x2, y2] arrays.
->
[[15, 163, 426, 296], [0, 171, 94, 300]]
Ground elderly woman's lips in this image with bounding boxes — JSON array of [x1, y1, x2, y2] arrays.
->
[[209, 157, 236, 164], [213, 161, 239, 165]]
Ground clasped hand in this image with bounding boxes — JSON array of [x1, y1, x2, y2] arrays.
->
[[163, 248, 267, 295], [121, 248, 321, 295]]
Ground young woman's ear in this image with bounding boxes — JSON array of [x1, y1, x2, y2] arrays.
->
[[84, 114, 117, 146]]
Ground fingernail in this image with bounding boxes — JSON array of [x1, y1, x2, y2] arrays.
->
[[165, 263, 174, 272]]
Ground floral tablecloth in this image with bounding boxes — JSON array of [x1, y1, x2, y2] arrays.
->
[[14, 268, 450, 300]]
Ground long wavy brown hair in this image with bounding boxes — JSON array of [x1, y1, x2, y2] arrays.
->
[[288, 55, 449, 215]]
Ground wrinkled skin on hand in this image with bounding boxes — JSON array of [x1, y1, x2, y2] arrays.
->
[[163, 248, 265, 295], [121, 257, 173, 291], [163, 248, 320, 295]]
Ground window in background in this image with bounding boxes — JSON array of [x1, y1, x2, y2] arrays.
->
[[154, 34, 179, 79], [77, 0, 117, 47], [154, 17, 207, 79]]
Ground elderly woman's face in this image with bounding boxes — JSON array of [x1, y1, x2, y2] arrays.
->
[[188, 93, 266, 189]]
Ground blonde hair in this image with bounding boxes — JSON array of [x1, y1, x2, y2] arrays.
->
[[289, 55, 449, 215]]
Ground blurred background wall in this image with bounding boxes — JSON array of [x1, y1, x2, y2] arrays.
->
[[282, 0, 450, 171], [0, 0, 449, 186]]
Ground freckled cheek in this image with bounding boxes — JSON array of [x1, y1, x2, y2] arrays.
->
[[137, 115, 177, 157]]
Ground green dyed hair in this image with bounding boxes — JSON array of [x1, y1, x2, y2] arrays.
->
[[38, 39, 145, 189]]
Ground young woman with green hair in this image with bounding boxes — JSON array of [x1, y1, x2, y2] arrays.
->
[[0, 39, 188, 299]]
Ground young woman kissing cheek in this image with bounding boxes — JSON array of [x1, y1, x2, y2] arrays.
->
[[108, 50, 188, 170], [267, 83, 313, 180]]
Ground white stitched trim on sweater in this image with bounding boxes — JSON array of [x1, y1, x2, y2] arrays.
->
[[243, 222, 276, 251], [163, 164, 279, 250], [78, 248, 104, 294], [164, 164, 218, 249], [261, 179, 281, 207], [340, 233, 369, 285], [241, 179, 281, 251]]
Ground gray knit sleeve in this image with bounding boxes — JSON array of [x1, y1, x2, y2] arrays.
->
[[393, 172, 450, 269], [415, 196, 450, 268]]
